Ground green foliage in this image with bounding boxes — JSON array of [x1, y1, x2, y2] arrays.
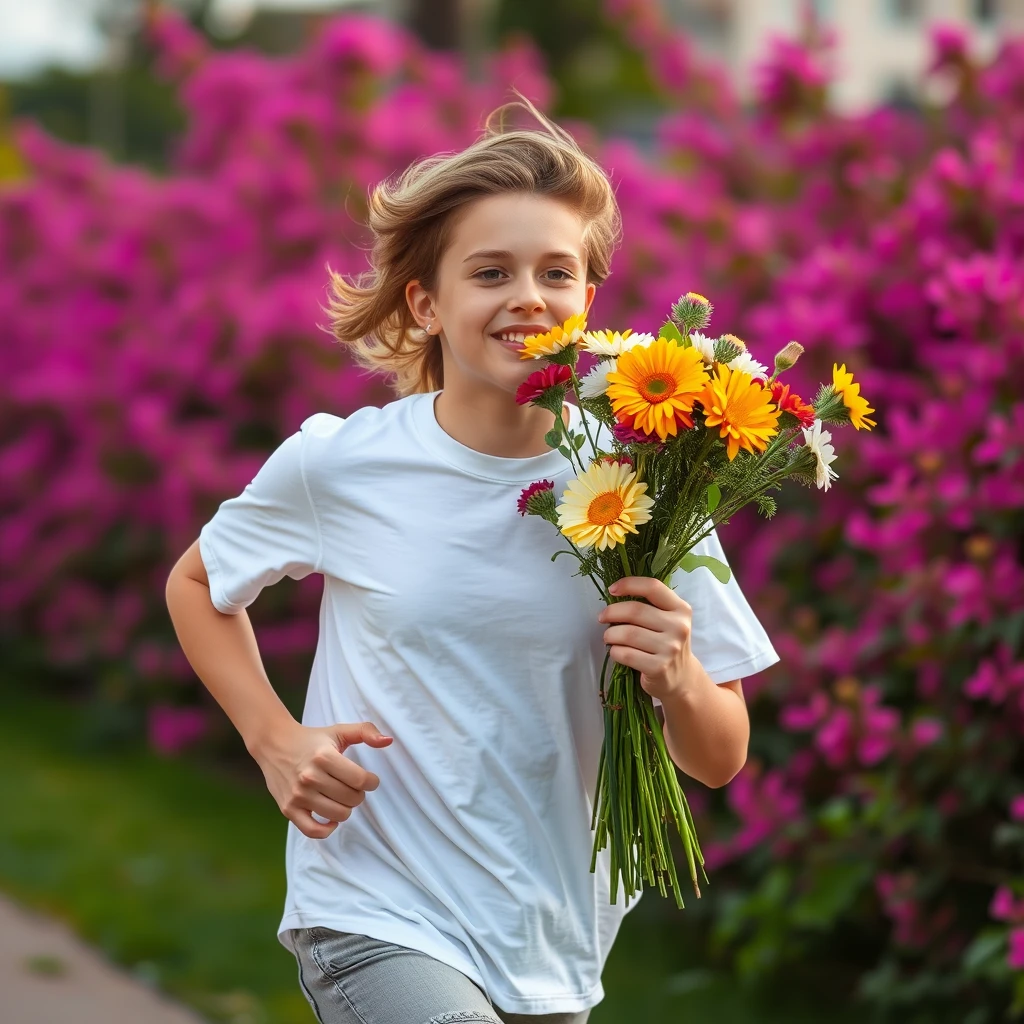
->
[[0, 681, 864, 1023]]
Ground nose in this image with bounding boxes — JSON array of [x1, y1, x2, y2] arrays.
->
[[506, 274, 546, 315]]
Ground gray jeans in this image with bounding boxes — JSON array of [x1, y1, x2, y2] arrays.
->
[[287, 927, 593, 1024]]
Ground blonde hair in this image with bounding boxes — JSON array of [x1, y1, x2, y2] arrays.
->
[[324, 95, 621, 397]]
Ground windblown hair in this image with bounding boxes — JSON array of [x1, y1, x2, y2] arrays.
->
[[324, 94, 621, 396]]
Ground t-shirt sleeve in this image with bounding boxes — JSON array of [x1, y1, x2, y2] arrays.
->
[[652, 523, 780, 704], [198, 416, 324, 615]]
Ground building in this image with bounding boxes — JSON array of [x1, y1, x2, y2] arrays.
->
[[672, 0, 1024, 111]]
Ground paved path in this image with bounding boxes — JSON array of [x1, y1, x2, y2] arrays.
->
[[0, 892, 206, 1024]]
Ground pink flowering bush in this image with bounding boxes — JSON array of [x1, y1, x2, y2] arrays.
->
[[0, 6, 550, 731], [2, 2, 1024, 1013]]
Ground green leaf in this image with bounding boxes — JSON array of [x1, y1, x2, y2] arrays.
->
[[790, 861, 872, 930], [677, 552, 732, 584], [572, 431, 587, 450], [544, 427, 562, 449], [706, 483, 721, 514], [650, 535, 676, 579], [659, 321, 684, 344], [962, 929, 1007, 973], [556, 445, 572, 460]]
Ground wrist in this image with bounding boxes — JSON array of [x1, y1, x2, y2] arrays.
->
[[243, 707, 299, 762], [662, 653, 714, 707]]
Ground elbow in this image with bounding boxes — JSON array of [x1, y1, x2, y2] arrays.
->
[[702, 770, 738, 790], [702, 753, 748, 790]]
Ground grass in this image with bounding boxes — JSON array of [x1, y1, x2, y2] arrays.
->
[[0, 686, 844, 1023]]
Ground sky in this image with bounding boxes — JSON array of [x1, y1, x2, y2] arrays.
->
[[0, 0, 354, 81]]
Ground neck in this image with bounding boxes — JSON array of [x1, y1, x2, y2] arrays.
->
[[432, 385, 569, 459]]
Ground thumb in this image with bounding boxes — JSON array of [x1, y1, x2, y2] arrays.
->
[[334, 720, 393, 750]]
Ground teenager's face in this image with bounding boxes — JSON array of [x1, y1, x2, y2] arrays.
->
[[408, 193, 597, 399]]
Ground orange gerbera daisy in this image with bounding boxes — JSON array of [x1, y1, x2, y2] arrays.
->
[[605, 338, 710, 442], [769, 380, 816, 427], [698, 364, 781, 460]]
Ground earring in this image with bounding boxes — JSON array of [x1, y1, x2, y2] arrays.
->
[[425, 321, 433, 334]]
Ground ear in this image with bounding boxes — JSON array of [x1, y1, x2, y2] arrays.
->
[[584, 281, 597, 317], [405, 279, 437, 332]]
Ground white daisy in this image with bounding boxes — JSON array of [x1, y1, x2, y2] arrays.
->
[[727, 350, 770, 380], [578, 359, 616, 399], [802, 419, 839, 491], [688, 330, 717, 364], [580, 330, 655, 357], [621, 331, 656, 349]]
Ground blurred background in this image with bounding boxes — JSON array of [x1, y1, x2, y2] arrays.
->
[[2, 1, 1024, 1021]]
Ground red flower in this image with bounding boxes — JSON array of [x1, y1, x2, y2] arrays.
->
[[517, 479, 554, 516], [770, 380, 816, 427], [612, 419, 656, 444], [515, 364, 572, 406]]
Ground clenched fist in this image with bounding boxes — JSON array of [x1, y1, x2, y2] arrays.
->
[[251, 719, 393, 839]]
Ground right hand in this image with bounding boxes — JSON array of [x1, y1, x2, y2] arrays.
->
[[251, 719, 394, 839]]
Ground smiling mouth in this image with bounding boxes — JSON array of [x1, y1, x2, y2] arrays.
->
[[491, 328, 547, 346]]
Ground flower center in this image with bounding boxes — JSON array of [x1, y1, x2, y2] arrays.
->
[[588, 491, 625, 526], [639, 373, 675, 402]]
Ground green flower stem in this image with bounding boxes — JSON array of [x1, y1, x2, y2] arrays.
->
[[558, 410, 589, 475], [568, 539, 611, 602], [618, 544, 633, 580], [665, 431, 718, 545], [591, 652, 703, 908], [569, 371, 601, 458]]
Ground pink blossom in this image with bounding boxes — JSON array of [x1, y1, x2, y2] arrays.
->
[[815, 706, 854, 767], [148, 705, 208, 755], [1009, 928, 1024, 971], [780, 691, 830, 731], [910, 718, 943, 748], [990, 887, 1024, 923]]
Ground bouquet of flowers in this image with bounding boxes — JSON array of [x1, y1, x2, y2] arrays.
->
[[514, 292, 876, 908]]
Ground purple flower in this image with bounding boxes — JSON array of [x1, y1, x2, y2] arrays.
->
[[148, 705, 208, 755]]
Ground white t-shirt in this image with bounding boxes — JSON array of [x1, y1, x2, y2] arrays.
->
[[198, 389, 780, 1014]]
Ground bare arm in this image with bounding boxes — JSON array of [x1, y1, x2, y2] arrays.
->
[[656, 672, 748, 789], [165, 540, 295, 756], [165, 541, 392, 838]]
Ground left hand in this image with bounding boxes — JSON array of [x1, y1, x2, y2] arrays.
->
[[597, 575, 700, 702]]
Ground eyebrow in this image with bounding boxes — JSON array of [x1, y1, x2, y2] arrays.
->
[[462, 249, 582, 264]]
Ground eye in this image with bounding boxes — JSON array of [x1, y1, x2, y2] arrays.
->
[[474, 268, 505, 281], [545, 268, 574, 282]]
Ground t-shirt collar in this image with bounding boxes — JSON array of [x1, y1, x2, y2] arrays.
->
[[412, 391, 580, 483]]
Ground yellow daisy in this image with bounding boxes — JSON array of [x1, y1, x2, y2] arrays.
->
[[605, 337, 710, 441], [556, 460, 654, 551], [698, 364, 781, 461], [518, 312, 588, 360], [832, 363, 877, 430]]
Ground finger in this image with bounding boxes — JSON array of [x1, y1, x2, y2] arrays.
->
[[322, 754, 381, 794], [317, 777, 367, 807], [599, 600, 670, 631], [607, 645, 662, 677], [290, 808, 338, 840], [298, 768, 366, 807], [307, 794, 357, 822], [603, 624, 663, 655], [609, 576, 686, 611], [334, 721, 393, 749]]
